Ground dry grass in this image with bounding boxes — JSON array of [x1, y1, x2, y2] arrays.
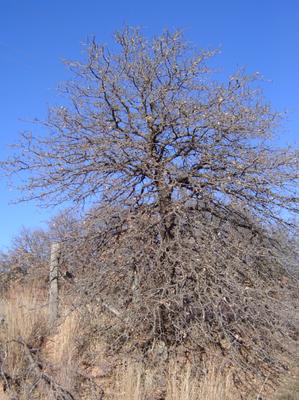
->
[[113, 359, 238, 400], [0, 284, 298, 399], [0, 284, 78, 399], [0, 284, 49, 371]]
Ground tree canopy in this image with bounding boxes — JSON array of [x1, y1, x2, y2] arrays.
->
[[2, 26, 299, 381]]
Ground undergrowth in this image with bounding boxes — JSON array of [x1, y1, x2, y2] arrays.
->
[[0, 283, 298, 400]]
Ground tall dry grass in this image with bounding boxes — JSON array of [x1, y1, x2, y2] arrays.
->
[[0, 284, 49, 399], [0, 285, 48, 372], [113, 359, 238, 400], [0, 284, 78, 399]]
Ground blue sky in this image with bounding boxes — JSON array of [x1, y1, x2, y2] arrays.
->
[[0, 0, 298, 250]]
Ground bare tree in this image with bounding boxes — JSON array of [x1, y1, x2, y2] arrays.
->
[[2, 26, 299, 382], [0, 210, 82, 292]]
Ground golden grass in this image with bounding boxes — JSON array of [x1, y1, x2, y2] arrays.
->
[[0, 285, 48, 371], [111, 358, 239, 400]]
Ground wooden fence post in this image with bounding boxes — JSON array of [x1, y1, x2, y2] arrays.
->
[[49, 242, 60, 327]]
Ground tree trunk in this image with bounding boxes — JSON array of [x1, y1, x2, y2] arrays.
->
[[132, 267, 140, 302], [155, 171, 176, 244]]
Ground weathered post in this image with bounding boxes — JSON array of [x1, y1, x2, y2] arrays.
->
[[49, 242, 60, 327]]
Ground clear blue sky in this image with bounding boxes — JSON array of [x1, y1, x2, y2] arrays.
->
[[0, 0, 298, 250]]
